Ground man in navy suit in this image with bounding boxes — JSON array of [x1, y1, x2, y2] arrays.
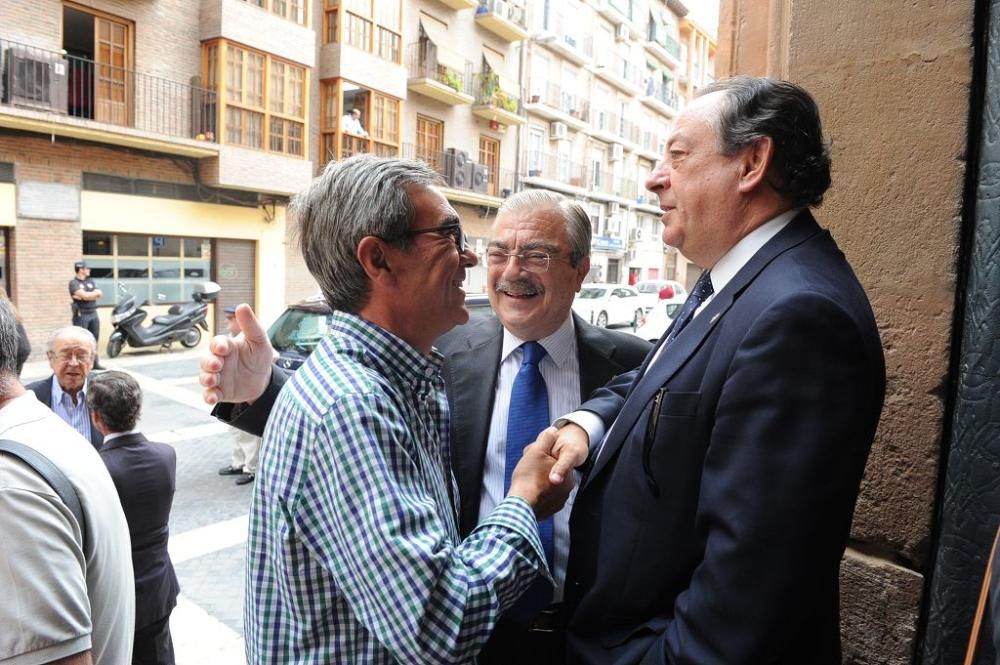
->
[[88, 370, 179, 665], [546, 76, 887, 664], [26, 326, 103, 450], [198, 190, 650, 664]]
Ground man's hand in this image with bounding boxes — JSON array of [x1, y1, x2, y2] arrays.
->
[[508, 427, 576, 520], [543, 423, 589, 485], [199, 304, 274, 405]]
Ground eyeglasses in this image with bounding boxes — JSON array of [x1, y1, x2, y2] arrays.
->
[[485, 248, 570, 273], [403, 223, 468, 254], [51, 350, 93, 364]]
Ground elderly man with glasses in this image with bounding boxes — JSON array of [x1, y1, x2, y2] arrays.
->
[[200, 187, 650, 663], [26, 326, 104, 450]]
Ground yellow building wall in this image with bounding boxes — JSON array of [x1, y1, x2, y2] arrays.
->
[[80, 192, 289, 326]]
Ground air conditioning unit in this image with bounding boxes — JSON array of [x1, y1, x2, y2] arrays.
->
[[549, 121, 568, 141], [608, 202, 621, 216], [610, 143, 624, 161], [629, 228, 642, 242], [616, 24, 630, 42], [1, 47, 69, 113], [471, 163, 490, 193], [444, 148, 472, 188]]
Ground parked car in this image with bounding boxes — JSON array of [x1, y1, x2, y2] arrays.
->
[[572, 283, 644, 328], [634, 279, 688, 313], [268, 292, 494, 370], [633, 295, 687, 342]]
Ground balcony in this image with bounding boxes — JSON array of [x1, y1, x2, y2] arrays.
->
[[639, 130, 664, 161], [522, 151, 589, 195], [475, 0, 530, 42], [644, 26, 683, 70], [401, 142, 512, 207], [406, 43, 475, 106], [523, 82, 590, 130], [471, 72, 525, 126], [535, 14, 592, 66], [640, 79, 680, 118], [589, 170, 638, 203], [590, 54, 643, 96], [0, 38, 217, 158], [433, 0, 479, 9], [587, 109, 620, 144]]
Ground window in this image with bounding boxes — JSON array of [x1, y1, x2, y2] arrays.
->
[[82, 233, 212, 306], [325, 0, 402, 64], [204, 41, 307, 157], [320, 80, 400, 166], [416, 115, 444, 173], [479, 135, 500, 197], [63, 5, 134, 126], [237, 0, 306, 25]]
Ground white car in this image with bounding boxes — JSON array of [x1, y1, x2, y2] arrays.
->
[[634, 279, 688, 313], [572, 283, 644, 328], [633, 295, 687, 342]]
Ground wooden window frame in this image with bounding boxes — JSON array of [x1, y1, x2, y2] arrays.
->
[[236, 0, 308, 26], [479, 135, 500, 197], [323, 0, 402, 64], [319, 79, 400, 167], [416, 115, 444, 174], [204, 40, 309, 158]]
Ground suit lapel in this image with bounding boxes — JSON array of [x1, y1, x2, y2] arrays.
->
[[574, 314, 626, 400], [443, 318, 504, 536], [583, 211, 823, 488]]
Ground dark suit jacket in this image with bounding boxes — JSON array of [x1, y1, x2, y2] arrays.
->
[[99, 432, 180, 630], [434, 313, 650, 537], [565, 211, 886, 665], [26, 375, 104, 450]]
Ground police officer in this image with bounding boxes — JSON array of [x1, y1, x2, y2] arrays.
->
[[69, 260, 104, 369]]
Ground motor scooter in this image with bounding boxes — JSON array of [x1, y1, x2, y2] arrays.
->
[[107, 282, 220, 357]]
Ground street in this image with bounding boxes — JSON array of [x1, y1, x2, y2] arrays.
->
[[22, 349, 250, 664]]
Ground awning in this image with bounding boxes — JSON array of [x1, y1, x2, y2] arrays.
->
[[420, 17, 466, 73], [482, 48, 517, 95]]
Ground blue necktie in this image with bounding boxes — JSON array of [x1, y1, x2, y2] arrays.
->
[[665, 271, 714, 344], [504, 341, 555, 622]]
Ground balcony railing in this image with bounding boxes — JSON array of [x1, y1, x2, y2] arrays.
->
[[474, 72, 523, 116], [611, 53, 643, 89], [406, 42, 473, 95], [477, 0, 528, 30], [523, 151, 588, 187], [641, 130, 663, 155], [608, 0, 633, 22], [527, 82, 589, 122], [0, 38, 217, 143], [643, 79, 679, 111], [619, 117, 641, 145], [592, 170, 637, 199], [647, 24, 681, 60]]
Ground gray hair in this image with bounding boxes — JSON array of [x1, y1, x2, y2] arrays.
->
[[46, 326, 98, 356], [496, 190, 592, 266], [87, 371, 143, 433], [0, 299, 20, 378], [698, 75, 832, 208], [294, 154, 442, 313]]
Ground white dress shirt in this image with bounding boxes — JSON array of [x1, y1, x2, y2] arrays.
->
[[51, 376, 92, 443], [478, 315, 580, 600], [571, 208, 802, 453]]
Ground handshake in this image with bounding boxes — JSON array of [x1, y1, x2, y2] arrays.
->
[[507, 424, 589, 520]]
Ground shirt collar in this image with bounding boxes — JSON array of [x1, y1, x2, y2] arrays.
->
[[330, 311, 444, 386], [51, 375, 86, 405], [500, 314, 576, 368], [708, 208, 801, 294], [102, 430, 138, 443]]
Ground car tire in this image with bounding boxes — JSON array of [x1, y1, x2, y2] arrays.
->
[[107, 336, 123, 358], [596, 311, 609, 328]]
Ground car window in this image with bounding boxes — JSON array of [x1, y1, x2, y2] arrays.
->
[[578, 288, 608, 299], [621, 288, 637, 298], [636, 282, 661, 294], [268, 309, 333, 354], [665, 303, 683, 318]]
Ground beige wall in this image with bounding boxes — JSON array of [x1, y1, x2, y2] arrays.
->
[[718, 0, 973, 662]]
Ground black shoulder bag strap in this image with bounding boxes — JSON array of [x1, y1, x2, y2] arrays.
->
[[0, 439, 88, 553]]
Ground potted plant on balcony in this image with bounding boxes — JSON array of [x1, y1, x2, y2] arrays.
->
[[440, 70, 463, 93]]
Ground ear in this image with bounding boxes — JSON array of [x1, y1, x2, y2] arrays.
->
[[356, 236, 394, 283], [737, 136, 774, 194], [574, 256, 591, 291]]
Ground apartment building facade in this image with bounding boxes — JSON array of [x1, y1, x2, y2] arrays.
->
[[0, 0, 713, 359]]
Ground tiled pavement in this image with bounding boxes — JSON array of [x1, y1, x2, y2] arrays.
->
[[22, 348, 252, 664]]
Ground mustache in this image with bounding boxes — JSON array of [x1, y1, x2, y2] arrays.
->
[[494, 278, 544, 297]]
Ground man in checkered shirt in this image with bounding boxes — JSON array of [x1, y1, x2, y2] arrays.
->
[[238, 155, 583, 664]]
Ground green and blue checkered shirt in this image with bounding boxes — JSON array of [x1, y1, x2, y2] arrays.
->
[[245, 311, 549, 664]]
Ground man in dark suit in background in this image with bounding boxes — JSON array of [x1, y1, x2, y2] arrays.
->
[[27, 326, 103, 450], [89, 370, 179, 665], [546, 76, 887, 664], [198, 190, 650, 664]]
